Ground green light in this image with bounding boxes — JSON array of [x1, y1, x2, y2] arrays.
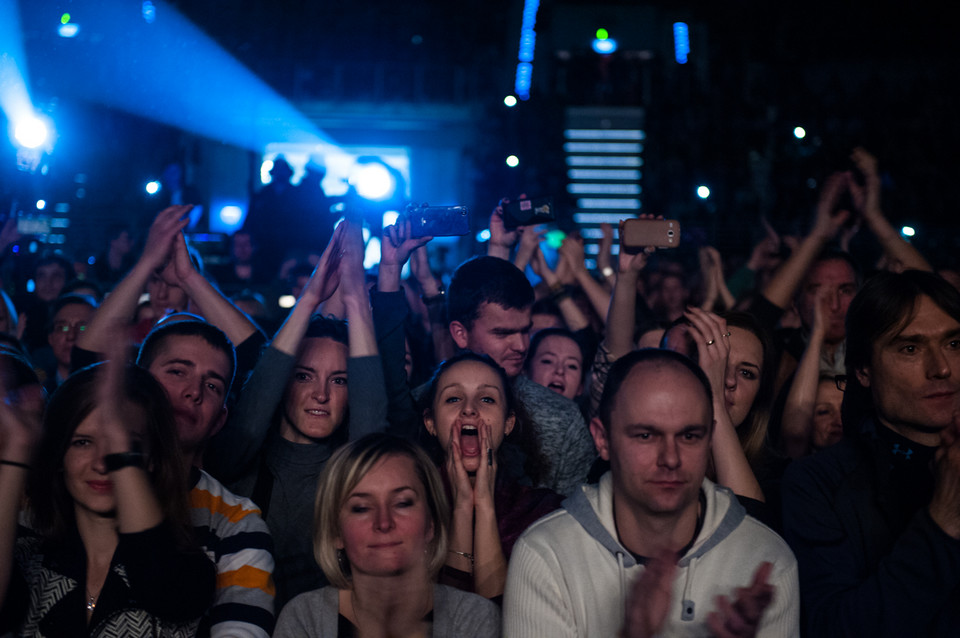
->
[[60, 13, 71, 24], [545, 229, 567, 250], [596, 28, 609, 40]]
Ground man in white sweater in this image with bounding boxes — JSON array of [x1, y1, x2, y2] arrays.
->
[[504, 349, 799, 637]]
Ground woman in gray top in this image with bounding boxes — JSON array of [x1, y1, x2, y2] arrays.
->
[[273, 434, 500, 637]]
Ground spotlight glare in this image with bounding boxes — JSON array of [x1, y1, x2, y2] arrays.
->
[[260, 160, 274, 185], [36, 199, 46, 210], [901, 225, 916, 238], [14, 117, 49, 149], [145, 180, 161, 195], [382, 211, 400, 228], [219, 205, 243, 225], [142, 1, 156, 24], [278, 295, 296, 309], [793, 126, 806, 139], [351, 163, 396, 201], [697, 185, 711, 199], [58, 23, 79, 38], [504, 95, 518, 107], [592, 38, 618, 55], [476, 228, 492, 242], [506, 155, 520, 168]]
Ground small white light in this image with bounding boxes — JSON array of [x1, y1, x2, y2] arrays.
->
[[504, 95, 518, 107], [476, 229, 491, 242], [697, 185, 710, 199], [58, 23, 79, 38], [901, 225, 916, 238], [145, 181, 161, 195], [36, 199, 46, 210], [506, 155, 520, 168], [793, 126, 806, 140], [278, 295, 296, 309]]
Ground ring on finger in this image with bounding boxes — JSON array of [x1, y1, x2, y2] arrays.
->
[[706, 339, 716, 346], [723, 332, 732, 338]]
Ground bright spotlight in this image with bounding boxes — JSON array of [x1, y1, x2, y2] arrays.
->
[[364, 236, 382, 270], [351, 163, 396, 201], [506, 155, 520, 168], [901, 225, 916, 238], [145, 180, 161, 195], [58, 23, 79, 38], [592, 38, 618, 55], [793, 126, 806, 139], [14, 117, 49, 149], [504, 95, 518, 107], [476, 228, 492, 242], [697, 185, 711, 199], [278, 295, 296, 309], [36, 199, 46, 210], [219, 205, 243, 226]]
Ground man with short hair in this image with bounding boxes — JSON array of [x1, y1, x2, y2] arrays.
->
[[781, 270, 960, 636], [77, 205, 276, 637], [42, 293, 97, 393], [135, 320, 276, 638], [446, 255, 596, 495], [504, 349, 799, 637]]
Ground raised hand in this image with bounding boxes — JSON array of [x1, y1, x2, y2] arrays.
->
[[300, 221, 346, 308], [382, 219, 431, 269], [617, 217, 655, 274], [446, 423, 475, 512], [141, 205, 193, 273], [683, 307, 731, 404], [811, 173, 851, 241], [707, 562, 775, 638], [488, 197, 524, 259], [472, 424, 498, 512]]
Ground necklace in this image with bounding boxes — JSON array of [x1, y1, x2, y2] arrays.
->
[[86, 591, 98, 612]]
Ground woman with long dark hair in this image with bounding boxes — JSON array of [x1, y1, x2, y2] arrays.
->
[[0, 362, 214, 636]]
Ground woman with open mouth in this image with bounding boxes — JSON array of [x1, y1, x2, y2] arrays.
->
[[421, 352, 562, 601]]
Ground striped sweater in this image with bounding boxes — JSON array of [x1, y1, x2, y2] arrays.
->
[[190, 469, 276, 638]]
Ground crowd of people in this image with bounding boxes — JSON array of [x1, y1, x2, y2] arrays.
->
[[1, 146, 959, 637]]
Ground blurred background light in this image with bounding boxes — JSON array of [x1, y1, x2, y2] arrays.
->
[[697, 185, 710, 199], [504, 95, 517, 107], [351, 162, 396, 201], [506, 155, 519, 167], [145, 180, 161, 195], [793, 126, 806, 139]]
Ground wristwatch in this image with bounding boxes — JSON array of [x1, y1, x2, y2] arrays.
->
[[104, 452, 146, 472]]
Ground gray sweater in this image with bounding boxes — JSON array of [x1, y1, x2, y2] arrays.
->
[[273, 584, 501, 637]]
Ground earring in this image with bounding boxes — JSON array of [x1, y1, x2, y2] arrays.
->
[[337, 548, 351, 575]]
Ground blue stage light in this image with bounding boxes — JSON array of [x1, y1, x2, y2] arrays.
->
[[697, 185, 710, 199], [351, 162, 396, 201], [506, 155, 519, 167], [36, 199, 46, 210], [476, 228, 491, 242], [514, 0, 540, 100], [58, 23, 79, 38], [219, 205, 243, 226], [793, 126, 806, 139], [382, 211, 399, 228], [145, 180, 161, 195], [504, 95, 517, 107], [674, 22, 690, 64], [901, 225, 916, 238], [142, 1, 156, 24]]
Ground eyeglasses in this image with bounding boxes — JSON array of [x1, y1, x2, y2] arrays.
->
[[52, 321, 87, 334], [835, 375, 847, 392]]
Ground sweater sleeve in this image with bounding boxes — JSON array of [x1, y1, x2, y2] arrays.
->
[[782, 457, 960, 637], [346, 354, 389, 440], [370, 288, 420, 440], [503, 535, 578, 638], [115, 522, 216, 623], [205, 346, 296, 482], [191, 473, 276, 638]]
